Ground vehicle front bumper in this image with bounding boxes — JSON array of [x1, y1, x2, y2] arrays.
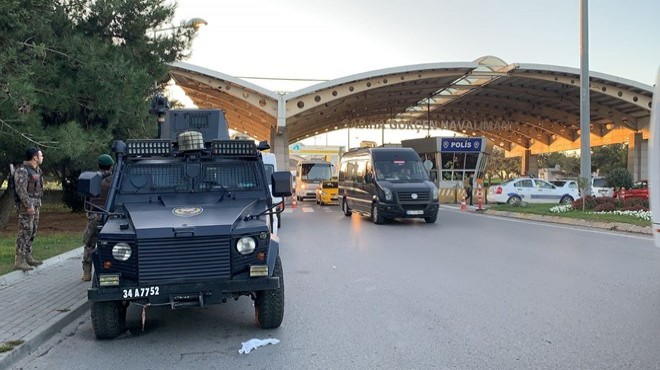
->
[[376, 202, 439, 219], [318, 190, 339, 203], [89, 275, 280, 306]]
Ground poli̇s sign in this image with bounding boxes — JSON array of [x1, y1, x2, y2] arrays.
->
[[440, 138, 482, 152]]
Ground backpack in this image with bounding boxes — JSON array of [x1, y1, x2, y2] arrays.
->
[[8, 164, 22, 210]]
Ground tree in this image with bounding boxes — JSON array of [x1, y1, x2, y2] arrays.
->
[[591, 144, 628, 176], [536, 151, 580, 177], [606, 168, 633, 190], [0, 0, 199, 225], [485, 147, 521, 184]]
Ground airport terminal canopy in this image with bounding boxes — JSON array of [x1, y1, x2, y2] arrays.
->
[[169, 56, 653, 156]]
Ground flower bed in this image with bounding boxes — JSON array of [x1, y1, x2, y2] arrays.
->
[[549, 196, 651, 221]]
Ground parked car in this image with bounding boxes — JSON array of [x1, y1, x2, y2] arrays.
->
[[614, 180, 649, 200], [550, 179, 579, 193], [488, 177, 579, 205], [592, 176, 615, 197]]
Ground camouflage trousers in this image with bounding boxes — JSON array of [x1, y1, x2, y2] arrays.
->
[[16, 206, 40, 255], [82, 213, 103, 264]]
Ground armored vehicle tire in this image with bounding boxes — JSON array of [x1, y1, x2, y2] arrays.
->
[[255, 255, 284, 329], [91, 301, 127, 339], [342, 198, 352, 216], [371, 203, 385, 224], [424, 213, 437, 224]]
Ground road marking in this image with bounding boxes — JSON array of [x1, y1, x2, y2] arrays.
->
[[302, 207, 314, 213]]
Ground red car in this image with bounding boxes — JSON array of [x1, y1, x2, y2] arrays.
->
[[615, 180, 649, 200]]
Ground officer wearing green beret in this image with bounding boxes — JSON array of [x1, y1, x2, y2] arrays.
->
[[81, 154, 114, 281]]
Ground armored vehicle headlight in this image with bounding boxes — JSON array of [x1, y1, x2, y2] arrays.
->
[[236, 236, 256, 255], [432, 187, 438, 200], [112, 242, 132, 261], [383, 187, 393, 201]]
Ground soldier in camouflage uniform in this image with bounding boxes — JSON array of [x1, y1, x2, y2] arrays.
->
[[14, 147, 45, 271], [81, 154, 114, 281]]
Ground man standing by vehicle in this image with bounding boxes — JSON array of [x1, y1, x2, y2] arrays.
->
[[464, 173, 474, 206], [14, 147, 44, 271], [81, 154, 114, 281]]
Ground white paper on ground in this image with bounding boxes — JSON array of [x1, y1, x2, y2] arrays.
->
[[238, 338, 280, 354]]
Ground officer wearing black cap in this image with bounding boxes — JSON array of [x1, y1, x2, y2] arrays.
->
[[14, 147, 44, 271], [81, 154, 114, 281]]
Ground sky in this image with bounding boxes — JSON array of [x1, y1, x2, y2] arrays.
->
[[169, 0, 660, 146]]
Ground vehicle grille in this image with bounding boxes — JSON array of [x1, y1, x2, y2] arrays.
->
[[397, 191, 430, 202], [402, 204, 428, 211], [137, 236, 231, 283]]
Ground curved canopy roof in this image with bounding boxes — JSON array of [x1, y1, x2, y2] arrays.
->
[[169, 56, 653, 154]]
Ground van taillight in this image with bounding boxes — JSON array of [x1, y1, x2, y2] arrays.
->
[[496, 186, 502, 194]]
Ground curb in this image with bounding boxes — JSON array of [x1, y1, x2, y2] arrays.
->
[[0, 246, 89, 370], [482, 209, 653, 235], [0, 298, 90, 370], [0, 246, 84, 288]]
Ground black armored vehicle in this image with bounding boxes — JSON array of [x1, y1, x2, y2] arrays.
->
[[78, 109, 292, 339]]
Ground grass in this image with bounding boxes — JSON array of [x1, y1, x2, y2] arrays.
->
[[0, 340, 24, 353], [0, 233, 82, 276], [487, 203, 651, 227], [0, 201, 83, 276]]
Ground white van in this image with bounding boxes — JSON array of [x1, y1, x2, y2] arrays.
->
[[262, 153, 282, 229], [592, 176, 614, 197]]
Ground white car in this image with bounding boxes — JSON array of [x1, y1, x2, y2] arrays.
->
[[488, 177, 580, 205], [550, 179, 580, 195], [591, 176, 614, 197]]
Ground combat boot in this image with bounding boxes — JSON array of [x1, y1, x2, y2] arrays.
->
[[82, 262, 92, 281], [14, 254, 34, 272], [25, 253, 43, 266]]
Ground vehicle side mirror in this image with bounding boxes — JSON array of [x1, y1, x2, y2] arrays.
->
[[272, 171, 293, 197], [77, 171, 102, 197]]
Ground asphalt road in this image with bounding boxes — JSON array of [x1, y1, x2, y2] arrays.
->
[[13, 203, 660, 369]]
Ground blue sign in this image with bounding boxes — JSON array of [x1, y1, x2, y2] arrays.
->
[[440, 138, 482, 152]]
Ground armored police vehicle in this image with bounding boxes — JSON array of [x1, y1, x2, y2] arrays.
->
[[78, 109, 292, 339]]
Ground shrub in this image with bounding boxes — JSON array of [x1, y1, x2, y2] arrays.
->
[[622, 198, 649, 210], [606, 168, 634, 190], [572, 196, 597, 211], [594, 203, 617, 212]]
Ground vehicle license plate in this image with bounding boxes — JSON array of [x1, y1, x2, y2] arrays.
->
[[406, 210, 424, 215], [122, 286, 160, 299], [599, 189, 607, 194]]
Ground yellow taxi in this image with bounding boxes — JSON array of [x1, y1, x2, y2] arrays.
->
[[315, 178, 339, 205]]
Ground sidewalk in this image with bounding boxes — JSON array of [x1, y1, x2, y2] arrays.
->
[[0, 247, 90, 370]]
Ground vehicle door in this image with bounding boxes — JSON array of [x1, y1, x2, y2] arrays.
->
[[532, 179, 560, 203], [511, 179, 534, 202], [353, 158, 370, 212]]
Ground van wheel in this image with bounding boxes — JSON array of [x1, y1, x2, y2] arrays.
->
[[255, 255, 284, 329], [424, 213, 437, 224], [342, 198, 352, 216], [371, 203, 384, 224]]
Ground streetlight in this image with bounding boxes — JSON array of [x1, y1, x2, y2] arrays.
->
[[152, 17, 208, 36]]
